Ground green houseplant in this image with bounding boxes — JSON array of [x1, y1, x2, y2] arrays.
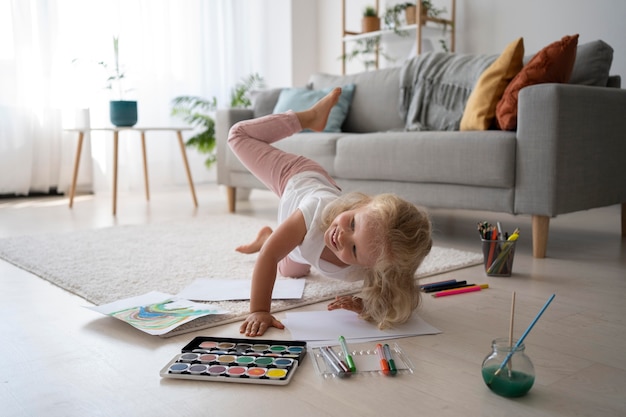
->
[[383, 1, 447, 36], [341, 36, 389, 71], [171, 73, 264, 169], [362, 6, 380, 33], [99, 36, 137, 127]]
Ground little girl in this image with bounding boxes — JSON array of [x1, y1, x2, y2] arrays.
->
[[228, 88, 432, 337]]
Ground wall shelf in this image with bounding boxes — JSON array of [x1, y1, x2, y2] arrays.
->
[[341, 0, 456, 74]]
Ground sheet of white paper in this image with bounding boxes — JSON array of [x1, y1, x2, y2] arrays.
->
[[176, 278, 305, 301], [86, 291, 229, 336], [284, 309, 441, 343]]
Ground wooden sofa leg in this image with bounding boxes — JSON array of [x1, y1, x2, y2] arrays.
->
[[226, 186, 236, 213], [532, 215, 549, 258], [622, 203, 626, 237]]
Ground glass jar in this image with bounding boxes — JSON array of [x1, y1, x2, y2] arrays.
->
[[481, 338, 535, 397]]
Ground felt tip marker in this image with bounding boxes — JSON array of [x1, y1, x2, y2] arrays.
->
[[339, 336, 356, 372], [376, 343, 391, 376], [432, 284, 489, 298], [383, 344, 397, 376], [319, 346, 351, 378], [420, 279, 456, 290], [423, 280, 468, 293]]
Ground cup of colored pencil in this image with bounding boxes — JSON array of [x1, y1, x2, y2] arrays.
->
[[478, 222, 519, 277]]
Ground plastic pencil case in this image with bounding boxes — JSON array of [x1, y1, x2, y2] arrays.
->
[[311, 342, 415, 379], [160, 336, 307, 386]]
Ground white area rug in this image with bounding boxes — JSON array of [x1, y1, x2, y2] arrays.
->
[[0, 215, 482, 334]]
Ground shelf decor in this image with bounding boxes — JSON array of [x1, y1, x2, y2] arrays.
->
[[362, 6, 380, 33]]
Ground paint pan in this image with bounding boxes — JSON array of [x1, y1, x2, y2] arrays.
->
[[208, 365, 227, 376], [273, 358, 294, 368], [179, 352, 200, 362], [217, 355, 237, 365], [226, 366, 247, 378], [246, 367, 267, 378], [253, 356, 274, 367], [251, 344, 270, 352], [217, 342, 236, 350], [168, 363, 189, 374], [198, 341, 218, 349], [266, 368, 288, 380], [235, 356, 256, 366], [198, 353, 218, 364], [189, 364, 208, 375]]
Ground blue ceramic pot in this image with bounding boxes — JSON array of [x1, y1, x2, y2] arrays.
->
[[110, 100, 138, 127]]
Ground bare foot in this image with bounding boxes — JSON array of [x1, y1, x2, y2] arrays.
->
[[235, 226, 273, 254], [297, 87, 342, 131]]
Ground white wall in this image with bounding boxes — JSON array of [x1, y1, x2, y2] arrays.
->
[[293, 0, 626, 83]]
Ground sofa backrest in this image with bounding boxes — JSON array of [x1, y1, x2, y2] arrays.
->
[[308, 68, 405, 133]]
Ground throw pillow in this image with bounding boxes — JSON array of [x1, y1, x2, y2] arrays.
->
[[250, 88, 284, 118], [569, 39, 614, 86], [272, 84, 356, 132], [460, 37, 524, 131], [496, 34, 579, 131]]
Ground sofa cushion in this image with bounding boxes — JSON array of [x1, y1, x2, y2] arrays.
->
[[460, 37, 525, 131], [308, 68, 405, 133], [496, 34, 579, 131], [569, 40, 614, 86], [333, 131, 517, 188], [250, 88, 283, 118], [272, 85, 355, 132]]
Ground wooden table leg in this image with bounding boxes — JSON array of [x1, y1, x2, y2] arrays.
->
[[141, 131, 150, 201], [69, 131, 84, 208], [113, 131, 119, 215], [177, 130, 198, 207]]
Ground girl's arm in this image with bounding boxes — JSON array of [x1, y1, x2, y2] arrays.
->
[[240, 209, 307, 336]]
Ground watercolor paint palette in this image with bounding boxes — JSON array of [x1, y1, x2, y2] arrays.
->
[[160, 336, 307, 386], [311, 342, 415, 378]]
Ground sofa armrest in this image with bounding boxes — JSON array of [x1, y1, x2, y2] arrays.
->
[[216, 108, 254, 187], [515, 83, 626, 216]]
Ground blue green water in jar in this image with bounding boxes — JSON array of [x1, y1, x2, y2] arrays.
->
[[482, 365, 535, 397]]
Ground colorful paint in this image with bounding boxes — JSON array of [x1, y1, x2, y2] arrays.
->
[[266, 369, 287, 379], [246, 367, 267, 378], [160, 336, 307, 386]]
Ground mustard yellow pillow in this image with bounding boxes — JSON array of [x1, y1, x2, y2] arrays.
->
[[460, 38, 525, 131], [496, 34, 579, 131]]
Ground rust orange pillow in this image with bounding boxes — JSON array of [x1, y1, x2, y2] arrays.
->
[[496, 34, 579, 131], [460, 37, 524, 131]]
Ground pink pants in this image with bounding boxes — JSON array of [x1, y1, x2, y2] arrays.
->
[[228, 111, 337, 277]]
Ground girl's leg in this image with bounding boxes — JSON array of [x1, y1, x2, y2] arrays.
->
[[227, 88, 341, 197], [278, 257, 311, 278]]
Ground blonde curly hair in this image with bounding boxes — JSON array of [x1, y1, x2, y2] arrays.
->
[[321, 192, 432, 329]]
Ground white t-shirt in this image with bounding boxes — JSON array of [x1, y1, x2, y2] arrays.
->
[[278, 171, 359, 281]]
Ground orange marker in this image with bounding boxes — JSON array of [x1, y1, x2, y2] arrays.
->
[[432, 284, 489, 298], [376, 343, 391, 376]]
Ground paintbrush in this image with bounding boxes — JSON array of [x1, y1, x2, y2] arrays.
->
[[507, 291, 516, 377], [487, 293, 556, 384]]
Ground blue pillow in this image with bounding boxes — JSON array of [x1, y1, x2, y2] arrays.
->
[[272, 84, 355, 132]]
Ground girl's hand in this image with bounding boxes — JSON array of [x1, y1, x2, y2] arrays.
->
[[327, 295, 364, 314], [239, 311, 284, 337]]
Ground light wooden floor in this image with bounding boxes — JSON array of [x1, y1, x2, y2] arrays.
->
[[1, 185, 625, 417]]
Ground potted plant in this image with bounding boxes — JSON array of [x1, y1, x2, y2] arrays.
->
[[171, 73, 264, 168], [384, 2, 447, 35], [341, 36, 395, 72], [99, 36, 137, 127], [420, 0, 447, 24], [361, 6, 380, 33]]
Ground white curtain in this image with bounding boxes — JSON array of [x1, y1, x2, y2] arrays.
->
[[0, 0, 266, 195]]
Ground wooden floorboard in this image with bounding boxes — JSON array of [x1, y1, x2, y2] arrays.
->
[[1, 184, 624, 417]]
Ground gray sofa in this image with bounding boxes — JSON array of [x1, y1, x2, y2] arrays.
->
[[216, 41, 626, 258]]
